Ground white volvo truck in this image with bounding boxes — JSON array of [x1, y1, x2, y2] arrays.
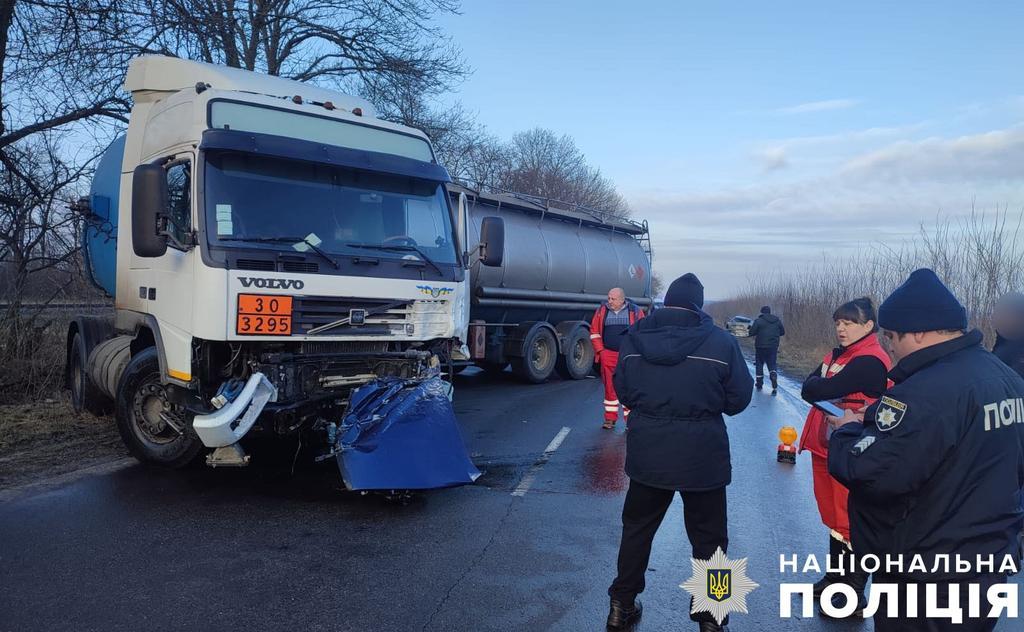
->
[[67, 56, 503, 469]]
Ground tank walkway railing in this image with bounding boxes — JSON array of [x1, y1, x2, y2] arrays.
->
[[451, 178, 647, 233]]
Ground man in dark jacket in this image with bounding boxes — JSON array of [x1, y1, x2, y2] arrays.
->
[[605, 273, 753, 632], [829, 269, 1024, 632], [993, 291, 1024, 379], [748, 305, 785, 394]]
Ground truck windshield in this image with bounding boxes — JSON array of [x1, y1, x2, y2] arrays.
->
[[204, 152, 458, 265]]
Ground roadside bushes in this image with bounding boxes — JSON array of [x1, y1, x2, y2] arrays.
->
[[708, 209, 1024, 375]]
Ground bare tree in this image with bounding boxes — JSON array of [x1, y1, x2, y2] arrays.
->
[[650, 271, 665, 298], [0, 133, 96, 398], [1, 1, 134, 150], [497, 128, 629, 218], [114, 0, 468, 100]]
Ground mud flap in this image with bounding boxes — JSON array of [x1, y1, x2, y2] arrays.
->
[[336, 376, 480, 491]]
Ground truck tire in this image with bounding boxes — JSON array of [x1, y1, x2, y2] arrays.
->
[[68, 333, 112, 416], [511, 326, 557, 384], [555, 326, 594, 380], [115, 347, 203, 468]]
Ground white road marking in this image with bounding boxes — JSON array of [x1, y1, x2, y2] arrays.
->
[[511, 426, 571, 497]]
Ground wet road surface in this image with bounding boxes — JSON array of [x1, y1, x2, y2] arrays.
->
[[0, 367, 1019, 631]]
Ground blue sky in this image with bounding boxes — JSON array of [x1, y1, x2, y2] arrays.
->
[[438, 1, 1024, 298]]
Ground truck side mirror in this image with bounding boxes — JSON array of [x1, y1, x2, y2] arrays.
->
[[132, 164, 168, 257], [479, 216, 504, 267]]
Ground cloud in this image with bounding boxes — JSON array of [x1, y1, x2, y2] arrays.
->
[[627, 124, 1024, 295], [751, 147, 789, 172], [748, 122, 928, 172], [842, 126, 1024, 182], [776, 98, 861, 115], [764, 122, 928, 149]]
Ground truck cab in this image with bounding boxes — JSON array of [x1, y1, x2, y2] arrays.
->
[[68, 56, 503, 468]]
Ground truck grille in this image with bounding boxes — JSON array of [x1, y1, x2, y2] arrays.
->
[[299, 341, 388, 354], [292, 296, 410, 336], [282, 261, 318, 273], [237, 258, 276, 271]]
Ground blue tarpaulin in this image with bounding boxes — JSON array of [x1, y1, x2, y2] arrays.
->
[[335, 376, 481, 491]]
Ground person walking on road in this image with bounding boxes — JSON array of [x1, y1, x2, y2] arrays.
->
[[798, 297, 891, 617], [748, 305, 785, 394], [992, 291, 1024, 379], [590, 287, 645, 429], [605, 273, 753, 632], [829, 269, 1024, 632]]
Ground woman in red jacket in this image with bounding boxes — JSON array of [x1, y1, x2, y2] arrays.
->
[[799, 297, 891, 617]]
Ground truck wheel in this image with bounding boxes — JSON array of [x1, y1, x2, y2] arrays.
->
[[69, 333, 112, 416], [555, 326, 594, 380], [512, 326, 557, 384], [115, 347, 202, 468]]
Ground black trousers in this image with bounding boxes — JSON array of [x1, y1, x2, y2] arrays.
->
[[754, 346, 778, 382], [609, 479, 728, 624]]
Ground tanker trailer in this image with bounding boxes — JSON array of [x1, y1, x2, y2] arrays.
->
[[448, 184, 653, 383]]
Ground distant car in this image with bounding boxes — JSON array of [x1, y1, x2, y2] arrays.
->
[[726, 315, 753, 337]]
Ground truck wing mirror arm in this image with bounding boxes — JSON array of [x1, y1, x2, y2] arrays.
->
[[157, 214, 196, 250]]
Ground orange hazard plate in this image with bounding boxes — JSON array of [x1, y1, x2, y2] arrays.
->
[[237, 294, 293, 335]]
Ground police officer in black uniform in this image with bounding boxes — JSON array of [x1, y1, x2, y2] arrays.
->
[[829, 269, 1024, 632]]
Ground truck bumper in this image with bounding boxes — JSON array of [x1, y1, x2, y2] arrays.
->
[[193, 372, 278, 447]]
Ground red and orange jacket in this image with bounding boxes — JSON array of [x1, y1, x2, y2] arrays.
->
[[798, 333, 891, 457], [590, 301, 645, 356]]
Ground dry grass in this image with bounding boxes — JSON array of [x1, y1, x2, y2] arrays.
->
[[0, 305, 113, 405], [0, 399, 124, 489], [709, 209, 1024, 375], [0, 304, 121, 488]]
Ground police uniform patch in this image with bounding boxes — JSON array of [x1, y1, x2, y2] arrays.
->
[[875, 396, 907, 432], [851, 435, 876, 455]]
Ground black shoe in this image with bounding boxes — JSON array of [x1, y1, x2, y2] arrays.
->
[[771, 388, 778, 396], [755, 380, 763, 390], [813, 536, 849, 598], [607, 599, 642, 630], [698, 622, 729, 632]]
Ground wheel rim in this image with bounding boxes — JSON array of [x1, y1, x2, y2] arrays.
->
[[572, 338, 586, 366], [531, 337, 553, 372], [131, 377, 187, 445]]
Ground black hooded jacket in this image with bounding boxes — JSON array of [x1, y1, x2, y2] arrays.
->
[[613, 307, 754, 491], [748, 313, 785, 349]]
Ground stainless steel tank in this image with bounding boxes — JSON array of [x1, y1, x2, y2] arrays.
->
[[450, 185, 653, 324]]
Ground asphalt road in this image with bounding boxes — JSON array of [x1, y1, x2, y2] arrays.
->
[[0, 367, 1019, 631]]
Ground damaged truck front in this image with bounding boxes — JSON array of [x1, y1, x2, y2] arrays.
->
[[66, 56, 501, 487]]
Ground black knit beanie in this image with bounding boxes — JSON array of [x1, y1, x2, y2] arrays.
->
[[878, 268, 967, 333], [664, 273, 704, 309]]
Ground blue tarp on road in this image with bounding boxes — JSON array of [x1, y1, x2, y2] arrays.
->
[[336, 376, 481, 491]]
